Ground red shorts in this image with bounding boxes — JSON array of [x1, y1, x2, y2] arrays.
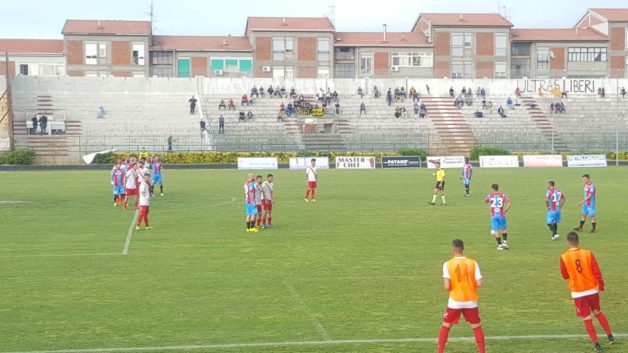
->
[[307, 181, 317, 188], [443, 307, 481, 325], [256, 205, 262, 214], [126, 188, 138, 196], [262, 199, 273, 211], [574, 293, 601, 318]]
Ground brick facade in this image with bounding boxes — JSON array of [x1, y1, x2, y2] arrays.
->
[[191, 57, 208, 76], [434, 32, 450, 56], [550, 47, 565, 70], [434, 61, 450, 78], [0, 61, 16, 76], [476, 61, 494, 78], [610, 55, 625, 78], [254, 65, 271, 78], [66, 70, 83, 77], [297, 37, 317, 61], [610, 27, 626, 50], [476, 33, 494, 56], [374, 52, 389, 76], [66, 40, 83, 65], [111, 41, 131, 65], [255, 37, 271, 61], [297, 66, 316, 78], [112, 71, 132, 77]]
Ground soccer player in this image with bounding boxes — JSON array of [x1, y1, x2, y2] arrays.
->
[[461, 157, 473, 197], [546, 181, 566, 241], [428, 161, 446, 205], [574, 174, 597, 233], [151, 156, 164, 196], [123, 163, 139, 211], [484, 184, 511, 250], [135, 174, 153, 231], [438, 239, 486, 353], [254, 175, 264, 230], [262, 174, 275, 228], [305, 158, 317, 202], [560, 232, 614, 352], [244, 173, 259, 233], [111, 161, 125, 206]]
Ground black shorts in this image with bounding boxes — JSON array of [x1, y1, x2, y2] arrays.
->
[[435, 181, 445, 190]]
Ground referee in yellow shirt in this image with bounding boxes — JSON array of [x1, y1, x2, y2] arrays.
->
[[429, 161, 447, 206]]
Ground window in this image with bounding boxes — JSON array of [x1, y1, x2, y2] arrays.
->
[[317, 38, 330, 62], [391, 52, 433, 67], [99, 43, 107, 58], [511, 42, 531, 56], [85, 43, 97, 65], [537, 48, 550, 70], [567, 48, 607, 62], [225, 59, 238, 72], [151, 67, 174, 77], [272, 37, 294, 61], [19, 64, 28, 75], [464, 33, 473, 48], [360, 54, 373, 76], [495, 33, 507, 56], [494, 62, 507, 78], [317, 67, 330, 78], [335, 47, 354, 60], [285, 67, 294, 80], [132, 44, 145, 65], [152, 51, 174, 65], [452, 61, 472, 79], [335, 63, 355, 78], [452, 33, 463, 56], [210, 58, 253, 73], [272, 66, 284, 80]]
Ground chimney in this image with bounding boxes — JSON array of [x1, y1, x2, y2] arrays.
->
[[222, 39, 227, 46], [575, 27, 579, 35], [427, 20, 433, 43], [282, 17, 287, 26], [97, 20, 103, 29], [383, 23, 388, 42], [459, 13, 463, 21], [401, 33, 407, 41]]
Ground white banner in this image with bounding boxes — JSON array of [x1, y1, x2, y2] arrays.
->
[[479, 155, 519, 168], [426, 156, 465, 169], [237, 157, 278, 170], [523, 155, 563, 168], [567, 155, 608, 168], [289, 157, 330, 170], [335, 156, 376, 169]]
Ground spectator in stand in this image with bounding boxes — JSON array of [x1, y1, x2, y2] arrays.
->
[[410, 86, 417, 101], [280, 87, 287, 98], [30, 115, 38, 135], [332, 90, 339, 102], [247, 111, 254, 120], [386, 89, 393, 106], [335, 101, 341, 114], [218, 115, 225, 134], [538, 87, 544, 97], [360, 102, 366, 116], [414, 101, 420, 114], [290, 87, 296, 98], [373, 86, 381, 98], [277, 111, 284, 122], [241, 94, 249, 106], [286, 103, 294, 117], [188, 96, 197, 115], [562, 90, 568, 98], [401, 107, 408, 118], [268, 85, 275, 97], [199, 118, 207, 137], [482, 98, 487, 110], [426, 84, 431, 96], [357, 87, 364, 99], [228, 99, 235, 110], [449, 86, 455, 97], [507, 97, 514, 109], [461, 87, 467, 96], [394, 87, 400, 100], [454, 95, 463, 108], [394, 107, 401, 119], [419, 103, 427, 119], [515, 87, 521, 98], [251, 87, 259, 98], [555, 102, 566, 114], [487, 101, 494, 114], [480, 87, 486, 98], [279, 102, 285, 112], [97, 106, 106, 119], [474, 110, 483, 118], [476, 87, 482, 97], [464, 94, 473, 106], [601, 87, 606, 98], [39, 115, 48, 134], [550, 102, 555, 114], [167, 136, 173, 152], [259, 86, 265, 98], [400, 87, 407, 98], [239, 111, 246, 121], [498, 106, 507, 118], [621, 87, 627, 99], [218, 99, 226, 110]]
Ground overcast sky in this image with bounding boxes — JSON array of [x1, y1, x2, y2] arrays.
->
[[0, 0, 621, 39]]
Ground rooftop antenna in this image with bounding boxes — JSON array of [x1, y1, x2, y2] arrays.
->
[[383, 23, 387, 42], [326, 4, 336, 27], [147, 0, 155, 46]]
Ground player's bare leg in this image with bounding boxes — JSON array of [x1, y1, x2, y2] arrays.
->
[[493, 230, 505, 250]]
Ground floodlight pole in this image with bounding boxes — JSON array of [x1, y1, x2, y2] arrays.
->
[[616, 77, 620, 166]]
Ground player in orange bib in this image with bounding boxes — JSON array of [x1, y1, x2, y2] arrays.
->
[[560, 232, 614, 352], [438, 239, 486, 353]]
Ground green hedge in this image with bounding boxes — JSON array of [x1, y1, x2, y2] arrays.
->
[[397, 148, 427, 159], [469, 147, 511, 161], [0, 149, 36, 165]]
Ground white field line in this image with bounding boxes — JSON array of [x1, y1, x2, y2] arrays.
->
[[208, 196, 236, 207], [0, 253, 121, 259], [283, 279, 331, 341], [122, 209, 140, 255], [3, 334, 627, 353]]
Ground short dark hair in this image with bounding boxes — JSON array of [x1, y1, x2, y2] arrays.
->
[[567, 232, 580, 244], [491, 184, 499, 191], [582, 174, 590, 179], [311, 158, 316, 162], [256, 175, 263, 179], [267, 174, 273, 178], [548, 180, 555, 187], [452, 239, 464, 250], [465, 157, 469, 163]]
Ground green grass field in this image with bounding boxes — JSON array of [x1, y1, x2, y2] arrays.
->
[[1, 167, 626, 353]]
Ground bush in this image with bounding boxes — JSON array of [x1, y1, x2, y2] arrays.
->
[[606, 152, 628, 160], [91, 152, 116, 165], [0, 149, 36, 165], [469, 147, 511, 161], [397, 148, 427, 159]]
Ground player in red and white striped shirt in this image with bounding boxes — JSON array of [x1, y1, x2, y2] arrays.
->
[[135, 174, 153, 231]]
